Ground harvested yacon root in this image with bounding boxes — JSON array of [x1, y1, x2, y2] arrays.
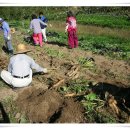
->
[[50, 79, 65, 90], [64, 93, 84, 97], [66, 65, 80, 79], [107, 95, 120, 115], [64, 93, 77, 97]]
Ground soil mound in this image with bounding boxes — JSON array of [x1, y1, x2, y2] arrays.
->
[[56, 98, 85, 123], [0, 55, 8, 69], [16, 87, 63, 123]]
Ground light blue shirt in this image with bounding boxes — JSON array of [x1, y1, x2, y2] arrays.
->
[[8, 54, 44, 77], [1, 21, 10, 37]]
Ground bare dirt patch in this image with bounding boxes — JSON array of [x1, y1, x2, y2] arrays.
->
[[1, 40, 130, 123], [0, 54, 8, 69], [16, 88, 62, 122], [55, 98, 85, 123], [16, 87, 85, 123]]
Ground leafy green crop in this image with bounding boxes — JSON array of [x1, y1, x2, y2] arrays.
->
[[78, 34, 130, 60], [77, 14, 130, 29], [43, 47, 66, 58], [84, 93, 97, 101], [78, 57, 95, 70]]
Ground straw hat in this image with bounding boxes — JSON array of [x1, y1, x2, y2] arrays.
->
[[14, 44, 31, 54]]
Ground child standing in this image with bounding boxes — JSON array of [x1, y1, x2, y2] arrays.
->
[[30, 14, 47, 47], [38, 12, 48, 43], [0, 18, 14, 55], [65, 11, 78, 49]]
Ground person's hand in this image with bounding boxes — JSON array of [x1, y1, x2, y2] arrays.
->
[[7, 34, 11, 40], [65, 25, 68, 33], [65, 28, 67, 33], [49, 24, 52, 27], [43, 68, 48, 73], [27, 29, 30, 33]]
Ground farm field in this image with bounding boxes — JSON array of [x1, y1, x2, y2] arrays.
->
[[0, 7, 130, 123]]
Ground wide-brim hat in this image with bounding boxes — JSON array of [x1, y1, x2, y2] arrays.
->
[[14, 44, 31, 55]]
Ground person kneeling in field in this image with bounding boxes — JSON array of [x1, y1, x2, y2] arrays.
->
[[0, 44, 47, 88]]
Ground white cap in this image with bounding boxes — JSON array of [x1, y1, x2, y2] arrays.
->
[[0, 18, 3, 22]]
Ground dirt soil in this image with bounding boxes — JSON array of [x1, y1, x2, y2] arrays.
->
[[16, 87, 85, 123], [16, 88, 63, 123], [0, 38, 130, 123], [55, 98, 85, 123]]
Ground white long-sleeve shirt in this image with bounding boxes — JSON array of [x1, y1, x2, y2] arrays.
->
[[8, 54, 44, 77]]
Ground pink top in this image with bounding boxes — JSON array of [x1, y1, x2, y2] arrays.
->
[[66, 16, 77, 31]]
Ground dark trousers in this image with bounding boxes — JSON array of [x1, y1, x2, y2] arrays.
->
[[68, 30, 78, 49]]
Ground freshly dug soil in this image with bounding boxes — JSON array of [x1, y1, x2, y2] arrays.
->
[[55, 98, 85, 123], [16, 87, 64, 123], [0, 55, 8, 69]]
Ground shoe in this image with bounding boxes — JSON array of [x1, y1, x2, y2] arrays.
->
[[9, 50, 14, 56], [44, 40, 48, 43], [34, 43, 39, 46], [40, 43, 43, 47], [68, 47, 73, 49]]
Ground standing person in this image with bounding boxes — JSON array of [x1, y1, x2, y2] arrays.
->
[[0, 18, 14, 55], [38, 12, 48, 43], [65, 11, 78, 49], [30, 14, 47, 47], [0, 43, 48, 88]]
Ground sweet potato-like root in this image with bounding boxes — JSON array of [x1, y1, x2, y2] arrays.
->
[[64, 93, 76, 97], [64, 93, 84, 97], [51, 79, 65, 90], [108, 96, 120, 115], [109, 102, 119, 114], [66, 65, 80, 79]]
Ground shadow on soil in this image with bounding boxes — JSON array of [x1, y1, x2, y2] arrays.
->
[[2, 46, 8, 54], [0, 102, 10, 123], [91, 82, 130, 115], [47, 41, 67, 47]]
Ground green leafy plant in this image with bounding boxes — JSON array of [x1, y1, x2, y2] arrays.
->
[[77, 13, 130, 29], [58, 86, 70, 94], [43, 47, 66, 58], [85, 93, 97, 101], [78, 57, 95, 70], [58, 78, 90, 95], [82, 93, 98, 112]]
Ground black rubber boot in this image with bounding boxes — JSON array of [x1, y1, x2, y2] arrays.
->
[[8, 50, 14, 56]]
